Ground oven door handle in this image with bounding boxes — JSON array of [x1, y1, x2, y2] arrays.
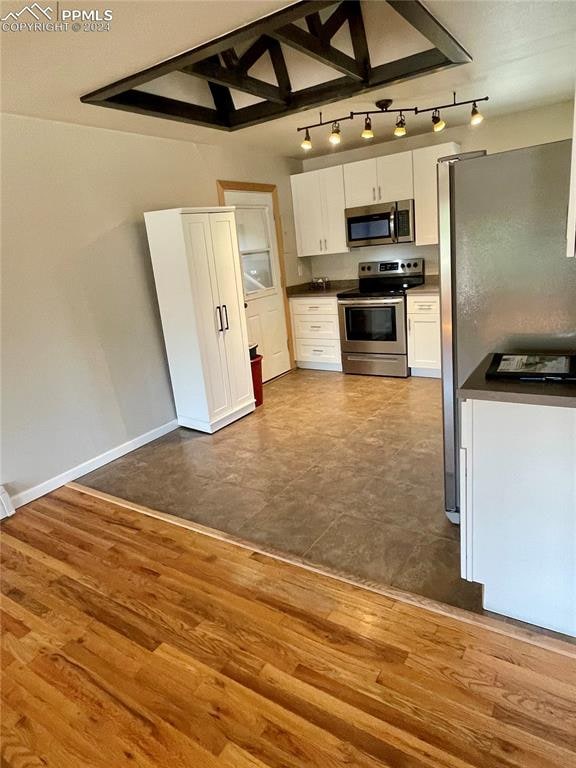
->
[[338, 299, 404, 306]]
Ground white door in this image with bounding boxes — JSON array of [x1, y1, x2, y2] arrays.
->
[[209, 212, 254, 409], [343, 158, 378, 208], [407, 315, 441, 369], [319, 166, 348, 255], [224, 191, 291, 382], [290, 172, 324, 256], [376, 152, 414, 202], [182, 214, 230, 420]]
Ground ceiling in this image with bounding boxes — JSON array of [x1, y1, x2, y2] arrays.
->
[[1, 0, 575, 158]]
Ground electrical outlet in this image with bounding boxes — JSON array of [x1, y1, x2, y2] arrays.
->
[[297, 261, 303, 277]]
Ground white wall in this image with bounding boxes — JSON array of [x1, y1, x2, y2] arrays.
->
[[300, 101, 574, 280], [0, 113, 302, 505]]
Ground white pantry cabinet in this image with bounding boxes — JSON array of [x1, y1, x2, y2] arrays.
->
[[407, 294, 441, 377], [460, 397, 576, 636], [412, 142, 460, 245], [144, 207, 255, 433], [343, 151, 413, 208], [290, 166, 348, 257]]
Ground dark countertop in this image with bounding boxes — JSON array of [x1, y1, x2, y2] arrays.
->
[[286, 280, 356, 298], [407, 274, 439, 294], [458, 354, 576, 408], [287, 274, 440, 299]]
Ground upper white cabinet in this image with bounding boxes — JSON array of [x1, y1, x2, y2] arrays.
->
[[413, 142, 460, 246], [144, 207, 255, 433], [291, 166, 348, 257], [344, 151, 413, 208]]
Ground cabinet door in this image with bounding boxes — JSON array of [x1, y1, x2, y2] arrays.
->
[[413, 142, 460, 245], [209, 212, 254, 410], [343, 158, 378, 208], [182, 214, 231, 420], [407, 314, 441, 371], [290, 172, 323, 257], [375, 152, 413, 202], [319, 166, 348, 255]]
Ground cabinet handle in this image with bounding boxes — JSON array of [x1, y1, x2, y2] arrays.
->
[[378, 186, 382, 200], [222, 304, 230, 331], [310, 325, 321, 329], [312, 349, 323, 353], [324, 238, 327, 250], [319, 238, 323, 251], [372, 187, 376, 201], [408, 317, 412, 333], [216, 305, 223, 332], [308, 306, 319, 310]]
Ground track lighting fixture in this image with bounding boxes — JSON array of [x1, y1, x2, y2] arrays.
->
[[297, 93, 488, 150], [329, 121, 341, 145], [300, 128, 312, 151], [470, 102, 484, 126], [394, 112, 406, 138], [361, 115, 374, 139], [432, 109, 446, 132]]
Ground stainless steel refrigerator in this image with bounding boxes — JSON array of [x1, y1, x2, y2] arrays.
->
[[438, 140, 576, 524]]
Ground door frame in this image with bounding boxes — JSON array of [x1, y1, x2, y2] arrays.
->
[[217, 180, 295, 369]]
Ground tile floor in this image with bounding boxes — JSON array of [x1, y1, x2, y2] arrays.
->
[[79, 369, 482, 612]]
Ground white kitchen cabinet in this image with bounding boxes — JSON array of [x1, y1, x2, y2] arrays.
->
[[412, 142, 460, 245], [407, 294, 440, 377], [460, 397, 576, 636], [290, 167, 348, 257], [344, 151, 413, 208], [144, 207, 254, 433], [290, 296, 342, 371]]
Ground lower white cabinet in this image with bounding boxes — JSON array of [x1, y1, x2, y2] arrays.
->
[[460, 397, 576, 636], [290, 296, 342, 371], [407, 293, 441, 377], [144, 207, 255, 433]]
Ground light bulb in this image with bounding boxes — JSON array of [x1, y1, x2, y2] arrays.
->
[[361, 116, 374, 139], [432, 110, 446, 133], [394, 113, 406, 137], [300, 128, 312, 151], [329, 122, 341, 145], [470, 102, 484, 126]]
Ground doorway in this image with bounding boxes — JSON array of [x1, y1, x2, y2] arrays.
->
[[217, 182, 292, 382]]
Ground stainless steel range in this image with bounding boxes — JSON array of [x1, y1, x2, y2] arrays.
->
[[337, 259, 425, 377]]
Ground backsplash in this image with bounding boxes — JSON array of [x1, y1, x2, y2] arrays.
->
[[310, 244, 439, 281]]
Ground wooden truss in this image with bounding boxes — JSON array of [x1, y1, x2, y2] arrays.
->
[[81, 0, 471, 130]]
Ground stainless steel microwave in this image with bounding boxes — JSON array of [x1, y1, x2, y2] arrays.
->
[[345, 200, 414, 248]]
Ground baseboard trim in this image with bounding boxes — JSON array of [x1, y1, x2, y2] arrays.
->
[[178, 401, 255, 433], [296, 361, 343, 372], [8, 420, 178, 510], [410, 368, 441, 379]]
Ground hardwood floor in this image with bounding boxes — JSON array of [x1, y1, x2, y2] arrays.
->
[[1, 486, 575, 768]]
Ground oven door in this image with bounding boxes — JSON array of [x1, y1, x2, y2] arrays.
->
[[338, 298, 406, 354], [345, 203, 396, 248]]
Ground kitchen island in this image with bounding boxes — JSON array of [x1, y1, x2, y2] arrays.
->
[[458, 355, 576, 636]]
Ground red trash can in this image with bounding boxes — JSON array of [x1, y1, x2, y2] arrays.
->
[[250, 354, 264, 407]]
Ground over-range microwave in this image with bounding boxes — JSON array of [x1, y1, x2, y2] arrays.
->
[[345, 200, 415, 248]]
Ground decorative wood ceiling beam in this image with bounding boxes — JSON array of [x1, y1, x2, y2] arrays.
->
[[101, 90, 228, 128], [268, 38, 291, 99], [80, 1, 472, 132], [321, 3, 349, 40], [269, 23, 364, 81], [387, 0, 472, 63], [183, 59, 286, 104], [81, 0, 339, 101]]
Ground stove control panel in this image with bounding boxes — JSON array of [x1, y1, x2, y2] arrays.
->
[[358, 259, 424, 277]]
